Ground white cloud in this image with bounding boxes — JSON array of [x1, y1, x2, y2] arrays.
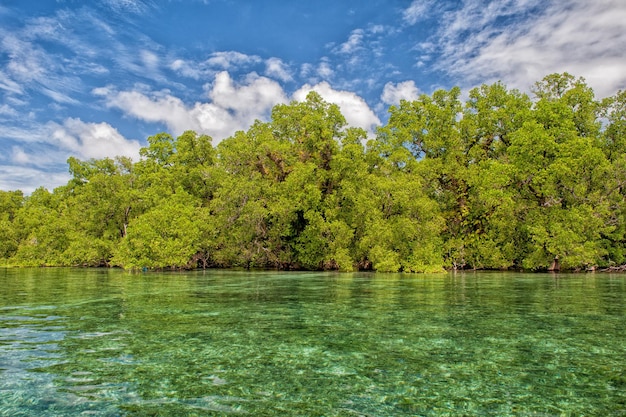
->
[[0, 104, 18, 117], [141, 50, 159, 71], [337, 29, 364, 54], [40, 87, 79, 105], [293, 82, 381, 134], [205, 51, 262, 69], [170, 51, 267, 81], [98, 71, 288, 142], [317, 60, 334, 79], [97, 70, 380, 140], [3, 34, 47, 83], [96, 89, 196, 133], [48, 118, 142, 160], [300, 63, 314, 79], [102, 0, 151, 15], [403, 0, 435, 25], [8, 8, 166, 87], [208, 71, 288, 118], [0, 70, 23, 94], [332, 25, 391, 66], [381, 81, 420, 105], [0, 164, 70, 194], [11, 146, 30, 165], [0, 118, 137, 192], [435, 0, 626, 97], [170, 59, 206, 79], [0, 20, 86, 102], [265, 57, 293, 82]]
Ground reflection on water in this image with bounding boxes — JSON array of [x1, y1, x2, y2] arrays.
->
[[1, 268, 626, 415]]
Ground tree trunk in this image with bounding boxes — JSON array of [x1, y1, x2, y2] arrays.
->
[[548, 256, 560, 271]]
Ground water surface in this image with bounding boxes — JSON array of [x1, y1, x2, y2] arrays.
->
[[1, 268, 625, 416]]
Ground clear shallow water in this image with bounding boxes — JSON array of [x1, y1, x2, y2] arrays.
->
[[1, 268, 625, 416]]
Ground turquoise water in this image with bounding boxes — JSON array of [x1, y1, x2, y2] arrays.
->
[[0, 269, 625, 416]]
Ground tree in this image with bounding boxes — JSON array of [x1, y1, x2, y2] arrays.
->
[[171, 130, 217, 202], [113, 189, 206, 269], [0, 190, 24, 260], [5, 73, 624, 272], [508, 74, 612, 269], [12, 188, 70, 266]]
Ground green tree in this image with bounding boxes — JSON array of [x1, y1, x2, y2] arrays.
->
[[508, 74, 612, 269], [383, 87, 471, 268], [6, 73, 623, 272], [171, 130, 217, 202], [113, 189, 206, 269], [0, 190, 24, 260], [12, 188, 70, 266]]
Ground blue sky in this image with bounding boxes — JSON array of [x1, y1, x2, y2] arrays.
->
[[1, 0, 625, 193]]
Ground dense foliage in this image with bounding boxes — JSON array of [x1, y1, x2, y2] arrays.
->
[[2, 73, 626, 272]]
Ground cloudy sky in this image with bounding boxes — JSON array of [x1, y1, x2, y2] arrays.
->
[[1, 0, 625, 193]]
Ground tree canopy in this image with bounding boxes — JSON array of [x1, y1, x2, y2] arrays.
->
[[3, 74, 626, 272]]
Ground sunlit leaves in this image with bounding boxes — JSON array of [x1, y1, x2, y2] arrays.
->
[[3, 73, 625, 271], [114, 190, 205, 269]]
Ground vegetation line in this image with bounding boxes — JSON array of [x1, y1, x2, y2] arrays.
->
[[1, 73, 625, 272]]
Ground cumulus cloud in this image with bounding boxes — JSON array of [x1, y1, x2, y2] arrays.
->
[[317, 60, 334, 80], [381, 81, 420, 105], [434, 0, 626, 97], [293, 82, 381, 134], [265, 57, 293, 82], [97, 70, 380, 140], [47, 118, 142, 160], [208, 71, 288, 117], [97, 71, 288, 142], [0, 118, 139, 192]]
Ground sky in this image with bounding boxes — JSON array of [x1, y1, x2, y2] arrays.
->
[[1, 0, 625, 193]]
